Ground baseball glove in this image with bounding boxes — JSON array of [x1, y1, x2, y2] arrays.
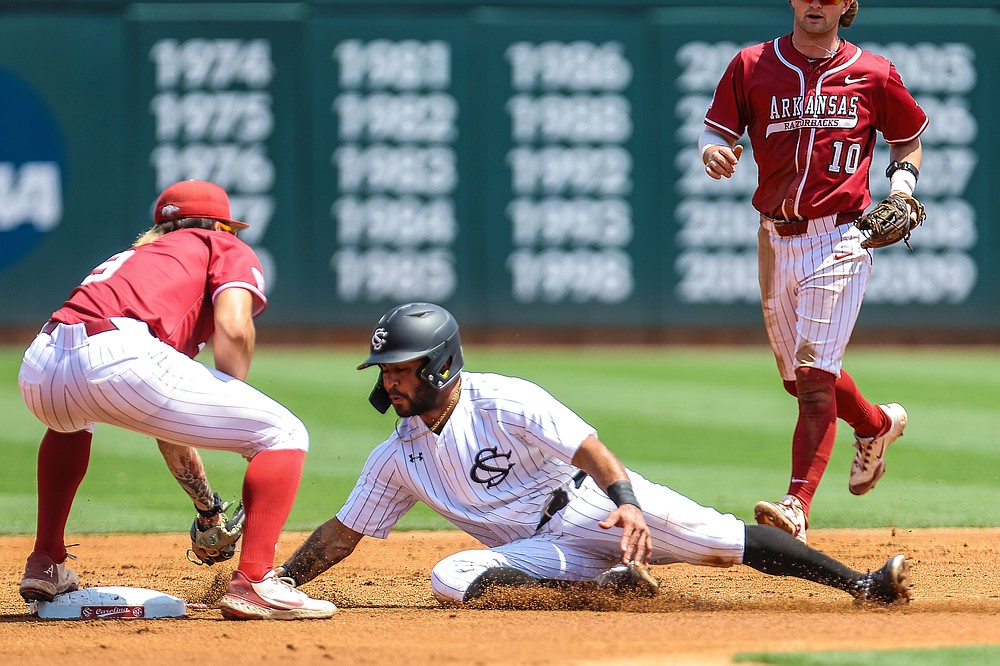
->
[[855, 193, 926, 250], [186, 493, 245, 566]]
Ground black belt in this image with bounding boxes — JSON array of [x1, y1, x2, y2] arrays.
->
[[536, 471, 588, 531], [42, 319, 119, 336]]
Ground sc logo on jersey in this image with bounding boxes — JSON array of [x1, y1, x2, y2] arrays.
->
[[0, 68, 65, 272], [469, 447, 516, 488]]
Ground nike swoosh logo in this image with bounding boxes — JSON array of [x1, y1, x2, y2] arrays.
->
[[845, 75, 866, 85], [834, 252, 852, 260]]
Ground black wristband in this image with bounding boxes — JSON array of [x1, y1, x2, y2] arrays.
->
[[197, 492, 224, 519], [885, 160, 919, 181], [606, 480, 641, 509]]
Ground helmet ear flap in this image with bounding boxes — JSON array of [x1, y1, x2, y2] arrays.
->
[[368, 373, 392, 413]]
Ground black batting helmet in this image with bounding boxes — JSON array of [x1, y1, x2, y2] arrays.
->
[[358, 302, 465, 413]]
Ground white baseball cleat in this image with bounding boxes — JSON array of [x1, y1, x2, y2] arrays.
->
[[754, 494, 809, 544], [850, 403, 907, 496], [219, 570, 336, 620]]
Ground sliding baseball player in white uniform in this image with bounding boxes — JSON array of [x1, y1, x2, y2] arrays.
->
[[277, 302, 910, 606]]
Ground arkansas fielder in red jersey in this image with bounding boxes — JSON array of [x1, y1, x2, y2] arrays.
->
[[705, 35, 927, 221], [23, 228, 280, 449], [49, 229, 266, 359], [17, 179, 334, 619], [699, 0, 927, 543]]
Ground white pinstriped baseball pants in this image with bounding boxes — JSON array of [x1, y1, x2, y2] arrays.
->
[[758, 217, 872, 382], [430, 471, 746, 604], [18, 318, 307, 457]]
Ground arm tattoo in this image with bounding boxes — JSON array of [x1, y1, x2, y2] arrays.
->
[[282, 529, 354, 586], [157, 440, 214, 511]]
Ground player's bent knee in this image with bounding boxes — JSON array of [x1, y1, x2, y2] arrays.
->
[[286, 415, 309, 452], [263, 413, 310, 453], [430, 556, 470, 604], [430, 550, 518, 604]]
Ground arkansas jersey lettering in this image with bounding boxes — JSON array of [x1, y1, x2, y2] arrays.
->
[[705, 36, 927, 219]]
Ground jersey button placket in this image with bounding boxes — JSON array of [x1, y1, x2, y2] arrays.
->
[[794, 81, 821, 198]]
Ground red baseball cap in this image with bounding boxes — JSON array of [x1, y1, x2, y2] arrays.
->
[[153, 180, 249, 230]]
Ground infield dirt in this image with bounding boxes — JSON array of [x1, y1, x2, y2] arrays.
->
[[2, 528, 998, 665]]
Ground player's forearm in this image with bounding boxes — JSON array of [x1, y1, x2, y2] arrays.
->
[[889, 139, 922, 170], [279, 518, 363, 586], [571, 435, 631, 491], [212, 331, 254, 381], [886, 139, 922, 196], [157, 439, 215, 512], [698, 126, 736, 161]]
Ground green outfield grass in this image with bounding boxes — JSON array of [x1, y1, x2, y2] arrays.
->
[[736, 645, 1000, 666], [1, 344, 999, 535]]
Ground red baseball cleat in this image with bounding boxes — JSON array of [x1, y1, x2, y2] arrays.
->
[[19, 552, 80, 602]]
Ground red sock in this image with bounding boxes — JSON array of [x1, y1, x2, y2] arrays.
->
[[784, 370, 888, 438], [237, 449, 306, 581], [833, 369, 889, 438], [34, 429, 92, 561], [788, 369, 838, 515]]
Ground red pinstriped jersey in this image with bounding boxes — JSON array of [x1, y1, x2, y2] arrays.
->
[[50, 228, 267, 358], [705, 35, 928, 220]]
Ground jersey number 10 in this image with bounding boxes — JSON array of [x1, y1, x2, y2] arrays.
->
[[827, 140, 862, 174]]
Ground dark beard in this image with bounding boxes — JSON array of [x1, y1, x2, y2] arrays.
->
[[391, 381, 439, 417]]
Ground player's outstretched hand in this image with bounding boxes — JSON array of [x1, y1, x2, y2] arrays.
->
[[599, 504, 652, 565], [704, 144, 744, 180]]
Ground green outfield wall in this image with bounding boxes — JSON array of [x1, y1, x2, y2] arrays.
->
[[0, 1, 995, 335]]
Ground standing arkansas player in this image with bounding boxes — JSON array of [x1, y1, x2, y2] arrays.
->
[[699, 0, 928, 542], [16, 180, 334, 620]]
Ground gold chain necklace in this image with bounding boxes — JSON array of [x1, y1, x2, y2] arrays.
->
[[398, 384, 461, 443], [792, 38, 840, 58]]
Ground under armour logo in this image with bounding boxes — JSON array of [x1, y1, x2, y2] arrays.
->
[[44, 565, 54, 576], [469, 447, 515, 488], [371, 327, 389, 351], [408, 452, 424, 463]]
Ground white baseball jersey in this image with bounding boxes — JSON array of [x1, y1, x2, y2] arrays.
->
[[338, 372, 589, 546], [337, 372, 746, 603]]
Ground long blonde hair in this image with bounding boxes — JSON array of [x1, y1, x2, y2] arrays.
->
[[133, 218, 216, 247], [842, 0, 859, 28]]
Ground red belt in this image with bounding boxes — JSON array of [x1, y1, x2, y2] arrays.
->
[[42, 319, 119, 336]]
